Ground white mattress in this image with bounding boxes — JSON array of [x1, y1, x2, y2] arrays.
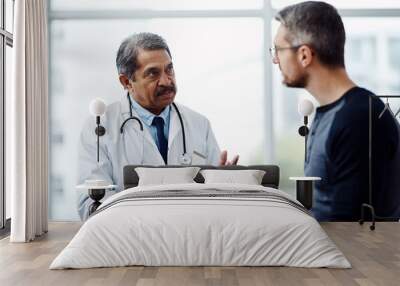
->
[[50, 183, 351, 269]]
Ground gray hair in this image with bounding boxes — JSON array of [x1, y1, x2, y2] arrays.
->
[[275, 1, 345, 68], [116, 32, 172, 79]]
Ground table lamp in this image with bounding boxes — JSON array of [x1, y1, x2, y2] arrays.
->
[[77, 98, 114, 216], [298, 98, 314, 163], [89, 98, 106, 162], [289, 99, 319, 210]]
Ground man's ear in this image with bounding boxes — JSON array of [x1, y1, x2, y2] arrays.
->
[[298, 45, 313, 68], [119, 74, 132, 90]]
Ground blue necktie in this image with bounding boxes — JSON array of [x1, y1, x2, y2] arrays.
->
[[152, 116, 168, 164]]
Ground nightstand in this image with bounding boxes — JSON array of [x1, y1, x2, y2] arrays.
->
[[289, 177, 321, 210]]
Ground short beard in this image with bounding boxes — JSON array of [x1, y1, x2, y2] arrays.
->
[[283, 73, 308, 88]]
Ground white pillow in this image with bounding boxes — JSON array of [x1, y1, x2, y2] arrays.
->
[[200, 169, 266, 185], [135, 167, 201, 186]]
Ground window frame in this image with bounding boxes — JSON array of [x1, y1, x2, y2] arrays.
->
[[47, 1, 400, 218], [47, 2, 400, 163]]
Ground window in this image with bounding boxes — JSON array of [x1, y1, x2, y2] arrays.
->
[[1, 0, 14, 233], [49, 1, 400, 220]]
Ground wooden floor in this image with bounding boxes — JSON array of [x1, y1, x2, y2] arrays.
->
[[0, 222, 399, 286]]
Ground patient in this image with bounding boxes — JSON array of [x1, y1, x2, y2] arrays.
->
[[272, 1, 400, 221]]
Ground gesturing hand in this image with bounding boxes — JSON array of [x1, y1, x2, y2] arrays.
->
[[219, 150, 239, 166]]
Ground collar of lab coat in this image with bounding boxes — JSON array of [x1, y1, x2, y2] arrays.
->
[[120, 94, 183, 150], [129, 97, 171, 129]]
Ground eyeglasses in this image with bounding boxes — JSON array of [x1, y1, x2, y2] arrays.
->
[[269, 45, 303, 61]]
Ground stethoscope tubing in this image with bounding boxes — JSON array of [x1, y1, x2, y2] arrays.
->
[[120, 92, 187, 155]]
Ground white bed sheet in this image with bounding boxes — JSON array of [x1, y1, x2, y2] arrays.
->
[[50, 183, 351, 269]]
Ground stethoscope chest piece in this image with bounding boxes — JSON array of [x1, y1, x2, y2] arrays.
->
[[179, 153, 192, 165]]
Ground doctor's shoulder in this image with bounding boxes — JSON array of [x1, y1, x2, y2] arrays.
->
[[103, 100, 124, 122]]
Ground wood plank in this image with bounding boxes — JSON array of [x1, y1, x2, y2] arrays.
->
[[0, 222, 399, 286]]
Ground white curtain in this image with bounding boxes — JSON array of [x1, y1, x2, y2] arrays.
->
[[10, 0, 49, 242]]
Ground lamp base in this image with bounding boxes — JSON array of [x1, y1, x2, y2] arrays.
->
[[88, 188, 105, 215]]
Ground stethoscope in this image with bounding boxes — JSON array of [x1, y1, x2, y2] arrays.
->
[[120, 93, 191, 165]]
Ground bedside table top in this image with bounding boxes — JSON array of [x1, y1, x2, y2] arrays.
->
[[289, 176, 321, 181], [76, 184, 117, 190]]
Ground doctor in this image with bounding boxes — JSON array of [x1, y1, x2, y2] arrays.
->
[[77, 32, 239, 220]]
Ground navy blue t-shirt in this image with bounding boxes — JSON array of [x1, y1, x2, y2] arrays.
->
[[305, 86, 400, 221]]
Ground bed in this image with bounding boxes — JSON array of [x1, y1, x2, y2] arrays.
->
[[50, 165, 350, 269]]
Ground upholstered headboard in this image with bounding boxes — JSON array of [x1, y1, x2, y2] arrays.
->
[[123, 165, 280, 189]]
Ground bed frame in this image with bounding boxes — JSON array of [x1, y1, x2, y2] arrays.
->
[[123, 165, 280, 189]]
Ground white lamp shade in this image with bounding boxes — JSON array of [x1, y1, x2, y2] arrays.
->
[[89, 98, 106, 116], [298, 99, 314, 116]]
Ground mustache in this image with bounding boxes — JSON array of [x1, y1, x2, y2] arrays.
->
[[155, 84, 176, 97]]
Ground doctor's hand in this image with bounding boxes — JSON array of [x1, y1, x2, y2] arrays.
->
[[219, 150, 240, 166]]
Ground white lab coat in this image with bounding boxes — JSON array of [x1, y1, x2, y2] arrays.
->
[[77, 95, 221, 220]]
